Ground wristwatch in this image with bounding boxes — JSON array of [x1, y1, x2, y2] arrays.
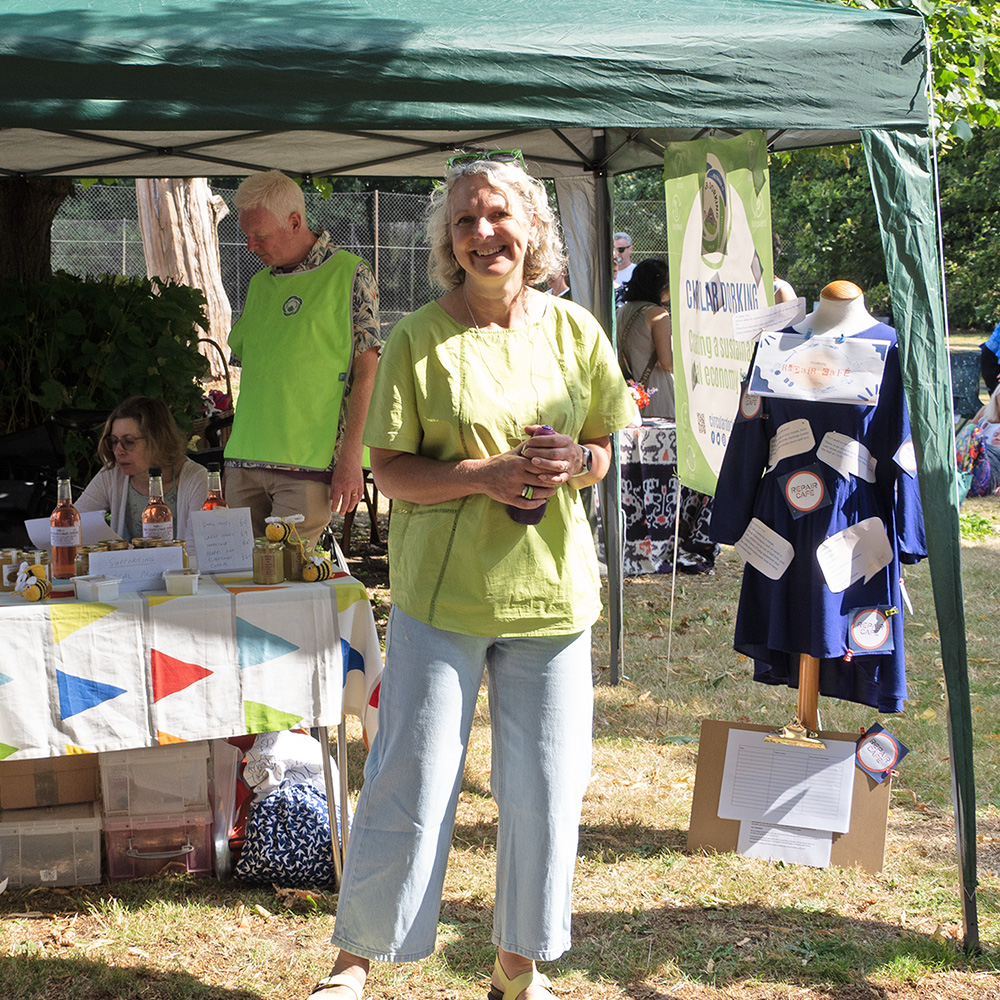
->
[[578, 445, 593, 475]]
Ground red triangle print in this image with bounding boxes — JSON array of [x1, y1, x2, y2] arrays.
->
[[151, 649, 213, 702]]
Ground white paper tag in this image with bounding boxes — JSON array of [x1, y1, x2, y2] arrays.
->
[[816, 431, 877, 483], [734, 518, 795, 581], [893, 439, 918, 477], [767, 418, 816, 472], [731, 298, 807, 342], [815, 517, 893, 593]]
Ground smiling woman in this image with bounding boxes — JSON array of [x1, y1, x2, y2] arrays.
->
[[307, 154, 638, 1000]]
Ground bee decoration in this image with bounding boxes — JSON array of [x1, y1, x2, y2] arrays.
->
[[15, 562, 51, 602], [302, 555, 334, 582], [264, 513, 306, 544]]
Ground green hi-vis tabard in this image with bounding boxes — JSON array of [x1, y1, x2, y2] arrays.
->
[[226, 252, 362, 470]]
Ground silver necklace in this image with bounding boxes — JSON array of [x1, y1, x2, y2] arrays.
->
[[462, 283, 527, 331]]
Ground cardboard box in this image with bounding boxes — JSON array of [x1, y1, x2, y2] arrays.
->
[[0, 755, 100, 810]]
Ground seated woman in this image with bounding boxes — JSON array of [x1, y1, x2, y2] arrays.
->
[[957, 383, 1000, 497], [616, 258, 674, 419], [77, 396, 208, 543]]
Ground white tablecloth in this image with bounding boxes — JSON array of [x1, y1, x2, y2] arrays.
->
[[0, 571, 382, 761]]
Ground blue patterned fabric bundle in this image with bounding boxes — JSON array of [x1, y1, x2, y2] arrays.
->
[[234, 782, 340, 887]]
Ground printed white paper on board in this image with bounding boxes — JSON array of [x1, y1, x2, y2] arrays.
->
[[737, 819, 833, 867], [718, 728, 855, 833]]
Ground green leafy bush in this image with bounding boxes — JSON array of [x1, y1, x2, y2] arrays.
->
[[0, 272, 209, 479]]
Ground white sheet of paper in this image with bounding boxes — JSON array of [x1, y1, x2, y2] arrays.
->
[[748, 332, 890, 404], [731, 298, 807, 342], [88, 545, 183, 593], [718, 729, 855, 833], [767, 418, 815, 472], [26, 511, 120, 548], [733, 517, 794, 581], [190, 506, 255, 573], [816, 431, 877, 483], [736, 819, 833, 867], [815, 516, 893, 593]]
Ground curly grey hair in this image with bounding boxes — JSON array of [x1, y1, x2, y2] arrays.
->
[[427, 158, 567, 290]]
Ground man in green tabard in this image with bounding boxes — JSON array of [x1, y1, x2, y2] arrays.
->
[[224, 170, 383, 546]]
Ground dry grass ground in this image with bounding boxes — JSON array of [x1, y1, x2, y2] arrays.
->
[[1, 497, 998, 999]]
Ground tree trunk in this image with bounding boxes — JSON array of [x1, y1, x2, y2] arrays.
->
[[0, 178, 74, 283], [136, 178, 233, 379]]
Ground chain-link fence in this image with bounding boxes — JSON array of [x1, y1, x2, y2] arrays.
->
[[52, 184, 436, 332], [53, 184, 772, 320]]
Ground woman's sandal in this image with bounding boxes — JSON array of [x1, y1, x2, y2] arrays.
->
[[309, 972, 364, 1000], [486, 955, 554, 1000]]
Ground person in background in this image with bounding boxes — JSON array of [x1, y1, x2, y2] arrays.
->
[[616, 258, 675, 420], [307, 150, 637, 1000], [772, 232, 797, 303], [612, 231, 635, 306], [980, 320, 1000, 395], [962, 383, 1000, 496], [224, 170, 382, 546], [76, 396, 208, 544], [545, 267, 571, 300]]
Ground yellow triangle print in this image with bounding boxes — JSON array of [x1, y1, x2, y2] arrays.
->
[[147, 594, 179, 607], [64, 744, 93, 755], [334, 579, 369, 614], [157, 731, 189, 745], [50, 602, 117, 644]]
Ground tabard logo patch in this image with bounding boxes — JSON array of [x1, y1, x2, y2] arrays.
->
[[282, 295, 303, 316]]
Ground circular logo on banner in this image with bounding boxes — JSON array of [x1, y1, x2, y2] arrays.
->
[[740, 389, 762, 420], [857, 731, 899, 773], [783, 469, 825, 514], [896, 440, 917, 474], [849, 608, 891, 651], [282, 295, 303, 316]]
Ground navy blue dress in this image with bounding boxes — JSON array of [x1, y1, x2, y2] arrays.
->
[[709, 324, 925, 713]]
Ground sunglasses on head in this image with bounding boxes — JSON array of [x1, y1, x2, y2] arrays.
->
[[446, 148, 526, 172]]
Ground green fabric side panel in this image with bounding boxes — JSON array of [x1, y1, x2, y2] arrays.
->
[[0, 1, 928, 132], [862, 129, 977, 915]]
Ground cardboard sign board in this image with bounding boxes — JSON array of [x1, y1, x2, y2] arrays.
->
[[688, 719, 891, 874]]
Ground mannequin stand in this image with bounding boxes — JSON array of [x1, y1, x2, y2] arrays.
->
[[764, 653, 826, 748]]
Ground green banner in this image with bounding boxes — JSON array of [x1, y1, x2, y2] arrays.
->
[[665, 132, 773, 495]]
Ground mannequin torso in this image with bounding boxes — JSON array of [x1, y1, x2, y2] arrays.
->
[[792, 280, 876, 338]]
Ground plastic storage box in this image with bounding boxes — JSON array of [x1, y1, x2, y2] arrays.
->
[[99, 742, 210, 818], [0, 802, 101, 886], [103, 809, 213, 879]]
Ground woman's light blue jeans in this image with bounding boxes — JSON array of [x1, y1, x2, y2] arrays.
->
[[331, 606, 594, 963]]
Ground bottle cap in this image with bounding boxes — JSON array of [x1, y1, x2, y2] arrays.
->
[[148, 466, 162, 476], [57, 468, 70, 478], [208, 462, 221, 472]]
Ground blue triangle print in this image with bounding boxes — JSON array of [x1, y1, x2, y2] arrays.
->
[[340, 638, 365, 686], [236, 616, 300, 669], [0, 673, 12, 686], [56, 669, 127, 720]]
